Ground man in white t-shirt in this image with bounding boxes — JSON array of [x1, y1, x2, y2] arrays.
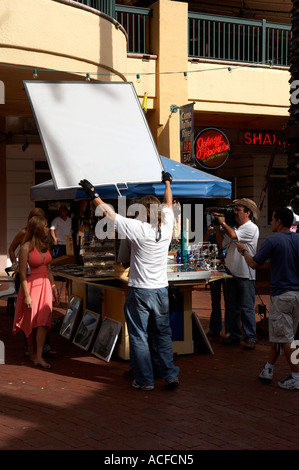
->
[[79, 173, 179, 391], [214, 198, 260, 350], [50, 205, 72, 258]]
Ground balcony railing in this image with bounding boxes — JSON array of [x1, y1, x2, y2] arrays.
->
[[71, 2, 292, 64], [72, 1, 151, 54], [115, 5, 152, 54], [188, 12, 292, 66], [75, 0, 115, 18]]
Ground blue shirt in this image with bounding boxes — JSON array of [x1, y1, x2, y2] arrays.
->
[[253, 232, 299, 296]]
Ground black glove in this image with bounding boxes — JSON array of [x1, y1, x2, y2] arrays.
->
[[162, 171, 173, 184], [79, 179, 98, 199]]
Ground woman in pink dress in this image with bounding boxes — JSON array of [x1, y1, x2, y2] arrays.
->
[[13, 215, 59, 369]]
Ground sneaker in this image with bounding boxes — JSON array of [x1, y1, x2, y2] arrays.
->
[[259, 366, 273, 382], [278, 375, 299, 390], [132, 379, 154, 391], [244, 341, 256, 350], [166, 378, 179, 389]]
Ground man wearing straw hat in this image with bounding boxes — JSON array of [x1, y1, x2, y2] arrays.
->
[[214, 198, 260, 350]]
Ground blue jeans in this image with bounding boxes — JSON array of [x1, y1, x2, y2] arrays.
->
[[209, 279, 223, 333], [124, 287, 180, 386], [52, 245, 66, 258], [223, 276, 256, 342]]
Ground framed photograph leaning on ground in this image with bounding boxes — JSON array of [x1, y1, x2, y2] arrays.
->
[[60, 295, 82, 340], [192, 311, 214, 355], [73, 310, 101, 351], [92, 317, 122, 362]]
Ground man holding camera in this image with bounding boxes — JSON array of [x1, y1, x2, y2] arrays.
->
[[214, 198, 260, 350]]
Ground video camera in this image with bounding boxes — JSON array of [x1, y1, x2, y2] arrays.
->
[[204, 205, 236, 227]]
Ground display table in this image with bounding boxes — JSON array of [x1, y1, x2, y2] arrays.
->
[[52, 267, 131, 359], [0, 274, 17, 316], [0, 275, 15, 293], [0, 275, 14, 282], [52, 264, 229, 360]]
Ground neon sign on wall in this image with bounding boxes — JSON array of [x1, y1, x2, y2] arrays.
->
[[194, 128, 230, 169], [242, 131, 284, 146]]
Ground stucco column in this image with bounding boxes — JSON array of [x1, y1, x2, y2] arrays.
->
[[151, 0, 188, 161], [0, 117, 7, 272]]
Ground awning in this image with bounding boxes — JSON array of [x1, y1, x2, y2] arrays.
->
[[30, 156, 231, 201]]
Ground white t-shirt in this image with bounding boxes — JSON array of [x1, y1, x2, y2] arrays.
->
[[50, 216, 72, 245], [115, 207, 174, 288], [223, 220, 259, 280]]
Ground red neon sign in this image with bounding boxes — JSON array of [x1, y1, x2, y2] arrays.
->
[[242, 131, 284, 146], [194, 128, 230, 169]]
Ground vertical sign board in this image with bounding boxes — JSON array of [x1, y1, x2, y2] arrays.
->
[[180, 103, 194, 164], [24, 81, 164, 190]]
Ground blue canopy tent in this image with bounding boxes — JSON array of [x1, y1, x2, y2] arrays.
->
[[30, 156, 231, 201]]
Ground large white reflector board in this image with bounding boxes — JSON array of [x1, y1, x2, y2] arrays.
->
[[24, 81, 164, 189]]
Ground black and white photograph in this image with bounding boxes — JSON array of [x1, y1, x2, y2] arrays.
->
[[60, 295, 82, 340], [92, 317, 122, 362], [73, 310, 101, 351]]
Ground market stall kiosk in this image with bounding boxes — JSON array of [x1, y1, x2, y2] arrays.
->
[[49, 265, 228, 360], [26, 81, 232, 360], [32, 158, 231, 360]]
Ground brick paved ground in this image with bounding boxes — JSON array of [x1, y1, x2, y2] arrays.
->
[[0, 280, 298, 453]]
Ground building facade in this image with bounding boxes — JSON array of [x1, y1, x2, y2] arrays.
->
[[0, 0, 293, 271]]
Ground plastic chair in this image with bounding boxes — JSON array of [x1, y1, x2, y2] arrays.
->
[[0, 268, 17, 316]]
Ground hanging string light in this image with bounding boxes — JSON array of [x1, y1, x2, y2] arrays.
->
[[0, 60, 280, 84]]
